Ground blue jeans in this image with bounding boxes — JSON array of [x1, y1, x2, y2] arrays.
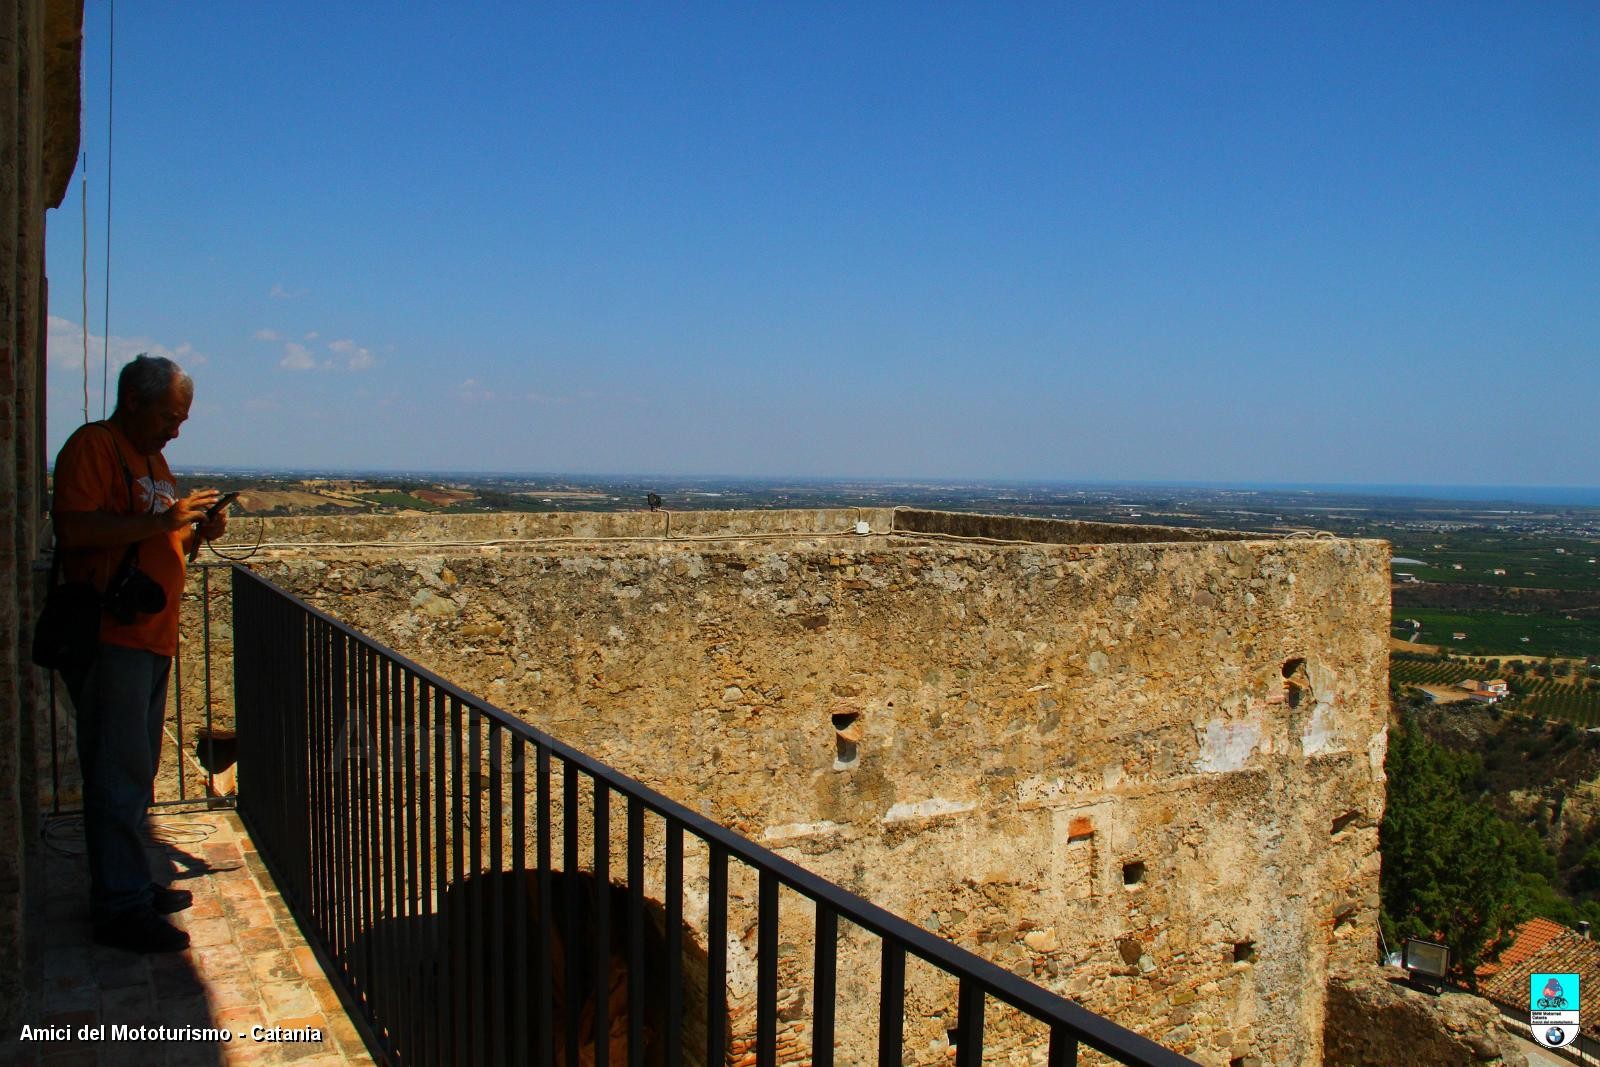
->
[[64, 643, 170, 924]]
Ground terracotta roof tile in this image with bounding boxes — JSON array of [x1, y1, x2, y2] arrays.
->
[[1479, 923, 1600, 1037], [1479, 917, 1568, 978]]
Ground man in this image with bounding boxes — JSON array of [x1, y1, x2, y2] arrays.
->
[[52, 354, 228, 953]]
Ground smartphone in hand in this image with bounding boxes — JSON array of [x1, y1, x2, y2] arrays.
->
[[204, 492, 241, 520]]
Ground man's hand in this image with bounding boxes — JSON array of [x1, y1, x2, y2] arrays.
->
[[195, 499, 229, 542], [165, 490, 221, 532]]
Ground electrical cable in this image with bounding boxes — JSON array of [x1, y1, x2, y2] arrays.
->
[[204, 517, 267, 562], [43, 811, 223, 857], [79, 152, 89, 424], [100, 0, 115, 418]]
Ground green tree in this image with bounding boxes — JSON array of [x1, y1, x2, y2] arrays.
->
[[1381, 712, 1525, 983]]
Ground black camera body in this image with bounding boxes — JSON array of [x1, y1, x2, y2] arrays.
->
[[104, 565, 166, 624]]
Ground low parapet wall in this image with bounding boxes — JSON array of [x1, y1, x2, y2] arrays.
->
[[209, 506, 1251, 551]]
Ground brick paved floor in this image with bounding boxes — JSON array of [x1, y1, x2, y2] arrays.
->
[[0, 810, 376, 1067]]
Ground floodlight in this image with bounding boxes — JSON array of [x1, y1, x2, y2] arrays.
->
[[1403, 938, 1450, 994]]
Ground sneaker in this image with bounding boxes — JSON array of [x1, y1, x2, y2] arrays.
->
[[151, 884, 192, 914], [93, 910, 190, 954]]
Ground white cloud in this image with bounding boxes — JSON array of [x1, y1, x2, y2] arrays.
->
[[47, 316, 210, 370], [328, 338, 376, 371], [457, 378, 495, 403], [253, 328, 281, 342], [279, 343, 316, 371], [269, 283, 307, 300], [303, 331, 319, 341]]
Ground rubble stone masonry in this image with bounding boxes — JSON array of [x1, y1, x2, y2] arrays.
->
[[2, 0, 81, 1035], [196, 508, 1389, 1064]]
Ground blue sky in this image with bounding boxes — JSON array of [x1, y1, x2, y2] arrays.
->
[[45, 2, 1599, 485]]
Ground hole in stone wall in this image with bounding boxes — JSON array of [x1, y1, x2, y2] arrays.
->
[[1333, 907, 1356, 930], [1331, 810, 1360, 835], [1282, 657, 1309, 708], [1233, 940, 1256, 963], [1122, 861, 1146, 887], [832, 711, 861, 768]]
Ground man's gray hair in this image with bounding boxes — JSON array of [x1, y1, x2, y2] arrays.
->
[[115, 353, 193, 408]]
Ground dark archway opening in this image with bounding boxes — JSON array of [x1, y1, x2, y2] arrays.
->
[[360, 868, 721, 1066]]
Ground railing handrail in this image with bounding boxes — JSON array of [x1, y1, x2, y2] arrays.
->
[[232, 562, 1196, 1067]]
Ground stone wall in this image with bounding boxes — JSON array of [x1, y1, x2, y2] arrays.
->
[[1323, 971, 1527, 1067], [204, 510, 1389, 1065], [1, 0, 81, 1036]]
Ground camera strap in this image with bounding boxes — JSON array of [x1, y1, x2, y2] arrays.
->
[[95, 422, 146, 583]]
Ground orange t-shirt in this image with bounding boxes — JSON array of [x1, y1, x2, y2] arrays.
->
[[51, 422, 188, 657]]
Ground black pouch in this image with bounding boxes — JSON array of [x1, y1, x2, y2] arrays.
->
[[31, 547, 102, 672]]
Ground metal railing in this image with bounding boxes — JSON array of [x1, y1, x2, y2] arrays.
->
[[40, 559, 234, 813], [232, 563, 1196, 1067]]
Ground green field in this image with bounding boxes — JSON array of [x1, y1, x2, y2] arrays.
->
[[1392, 655, 1600, 725], [1390, 656, 1480, 687], [1391, 609, 1600, 659], [1388, 532, 1600, 591]]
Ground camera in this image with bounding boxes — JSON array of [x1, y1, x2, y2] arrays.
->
[[104, 565, 166, 624]]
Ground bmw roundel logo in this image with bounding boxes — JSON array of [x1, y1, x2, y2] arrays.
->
[[1546, 1026, 1566, 1045]]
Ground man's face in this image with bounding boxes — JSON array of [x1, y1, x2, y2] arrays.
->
[[124, 382, 193, 455]]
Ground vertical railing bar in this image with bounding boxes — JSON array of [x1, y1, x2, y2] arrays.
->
[[434, 685, 450, 1067], [665, 822, 683, 1067], [1048, 1025, 1080, 1067], [344, 636, 361, 982], [469, 709, 485, 1067], [878, 940, 905, 1067], [375, 651, 394, 1045], [510, 734, 529, 1067], [362, 642, 379, 1010], [626, 799, 646, 1067], [401, 667, 420, 1067], [955, 977, 986, 1067], [707, 842, 727, 1067], [338, 630, 355, 977], [563, 762, 581, 1067], [173, 576, 185, 804], [757, 869, 778, 1067], [201, 564, 213, 801], [489, 722, 506, 1067], [312, 617, 329, 949], [415, 675, 435, 1067], [536, 745, 554, 1067], [350, 641, 367, 999], [593, 782, 611, 1067], [338, 636, 353, 977], [425, 674, 440, 1065], [812, 904, 837, 1067], [450, 695, 468, 1067], [385, 657, 404, 1056], [287, 597, 303, 910]]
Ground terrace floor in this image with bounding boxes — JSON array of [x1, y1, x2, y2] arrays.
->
[[0, 809, 374, 1067]]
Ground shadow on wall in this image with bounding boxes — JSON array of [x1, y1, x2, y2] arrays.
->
[[350, 869, 720, 1066]]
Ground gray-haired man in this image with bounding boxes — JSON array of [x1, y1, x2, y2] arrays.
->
[[51, 354, 228, 952]]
